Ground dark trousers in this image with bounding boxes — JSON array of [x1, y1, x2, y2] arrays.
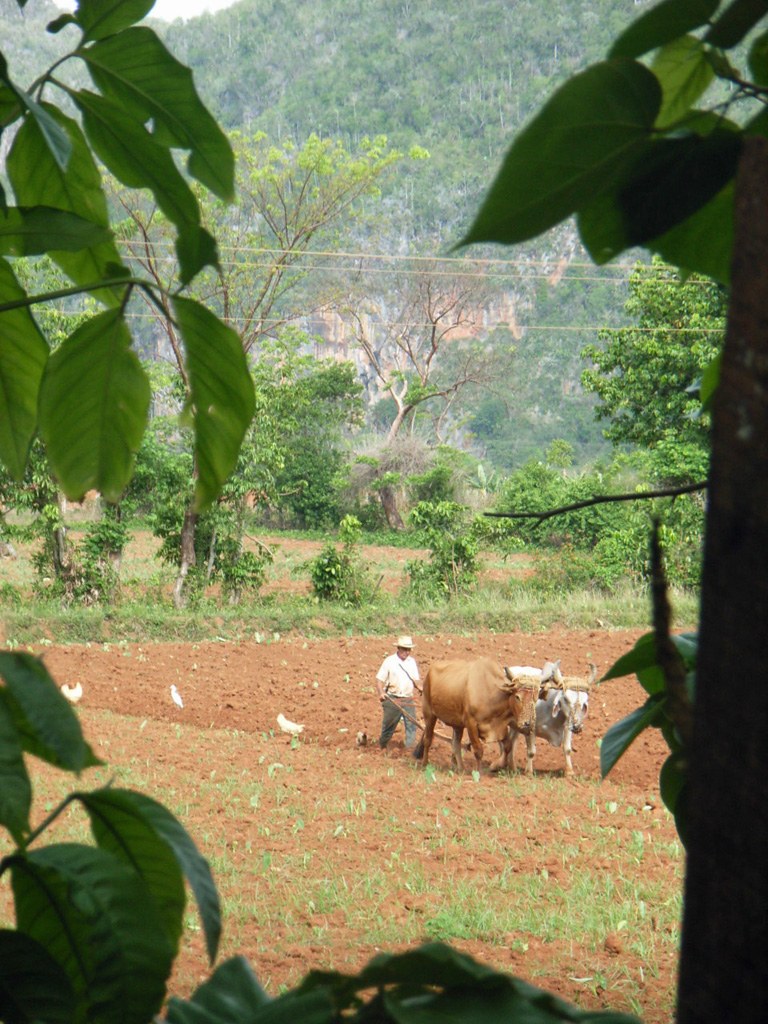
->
[[379, 697, 418, 748]]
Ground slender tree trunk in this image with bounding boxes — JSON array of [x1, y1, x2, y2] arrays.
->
[[379, 484, 405, 530], [386, 404, 410, 444], [172, 505, 197, 608], [676, 137, 768, 1023], [52, 491, 69, 576], [107, 502, 123, 574], [206, 525, 217, 582]]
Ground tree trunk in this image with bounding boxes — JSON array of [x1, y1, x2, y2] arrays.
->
[[206, 525, 217, 582], [676, 137, 768, 1023], [379, 484, 405, 530], [52, 491, 69, 576], [172, 506, 197, 609], [386, 405, 409, 444], [108, 502, 123, 574]]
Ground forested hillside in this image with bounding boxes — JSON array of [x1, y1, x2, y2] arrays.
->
[[0, 0, 656, 468], [161, 0, 640, 240]]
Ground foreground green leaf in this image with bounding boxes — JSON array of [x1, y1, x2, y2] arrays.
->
[[601, 696, 669, 778], [649, 180, 734, 286], [79, 788, 221, 963], [12, 89, 72, 172], [460, 59, 660, 247], [0, 930, 75, 1024], [165, 956, 271, 1024], [601, 632, 697, 692], [73, 89, 202, 234], [78, 789, 186, 957], [6, 105, 126, 306], [38, 307, 150, 502], [10, 844, 173, 1024], [700, 351, 723, 410], [660, 751, 690, 847], [705, 0, 768, 47], [660, 749, 687, 813], [0, 258, 48, 479], [176, 223, 220, 286], [0, 694, 31, 844], [609, 0, 718, 59], [652, 35, 715, 129], [172, 297, 255, 512], [80, 27, 235, 200], [601, 634, 661, 685], [0, 653, 101, 773], [748, 29, 768, 83], [0, 206, 112, 257], [75, 0, 156, 42], [46, 12, 78, 33], [578, 132, 740, 265]]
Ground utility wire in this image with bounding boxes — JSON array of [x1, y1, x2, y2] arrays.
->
[[38, 305, 724, 334]]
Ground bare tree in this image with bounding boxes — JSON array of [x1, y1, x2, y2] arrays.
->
[[345, 258, 511, 525], [112, 133, 401, 605], [347, 259, 508, 443]]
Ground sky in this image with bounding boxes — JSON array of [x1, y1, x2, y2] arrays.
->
[[54, 1, 239, 22]]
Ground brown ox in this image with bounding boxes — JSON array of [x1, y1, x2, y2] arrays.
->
[[412, 658, 529, 772]]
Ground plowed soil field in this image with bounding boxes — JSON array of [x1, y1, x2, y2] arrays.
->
[[30, 625, 682, 1021]]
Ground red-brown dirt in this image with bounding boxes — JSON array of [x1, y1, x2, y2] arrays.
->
[[28, 625, 682, 1021]]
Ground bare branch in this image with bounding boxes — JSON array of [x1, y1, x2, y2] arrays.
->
[[484, 481, 708, 524]]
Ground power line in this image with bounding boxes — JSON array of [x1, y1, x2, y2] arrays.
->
[[113, 240, 653, 282], [40, 305, 724, 334], [118, 238, 627, 269], [114, 255, 695, 286]]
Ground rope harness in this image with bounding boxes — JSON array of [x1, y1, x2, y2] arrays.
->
[[500, 661, 597, 734], [540, 670, 595, 732]]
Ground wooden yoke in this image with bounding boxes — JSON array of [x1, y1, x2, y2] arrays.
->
[[541, 662, 599, 698]]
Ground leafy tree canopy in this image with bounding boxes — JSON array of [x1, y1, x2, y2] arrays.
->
[[0, 0, 253, 511], [581, 256, 726, 482]]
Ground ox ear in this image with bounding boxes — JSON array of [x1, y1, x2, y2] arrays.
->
[[551, 692, 563, 717]]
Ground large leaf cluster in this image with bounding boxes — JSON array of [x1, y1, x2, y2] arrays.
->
[[462, 0, 768, 288], [0, 0, 254, 511], [0, 652, 221, 1024], [600, 632, 697, 846], [165, 941, 639, 1024]]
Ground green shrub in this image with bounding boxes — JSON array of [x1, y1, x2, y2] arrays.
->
[[406, 464, 456, 504], [407, 501, 479, 600], [309, 542, 360, 603], [0, 581, 21, 607], [308, 515, 369, 605], [219, 542, 273, 603], [77, 507, 129, 604], [526, 546, 625, 596]]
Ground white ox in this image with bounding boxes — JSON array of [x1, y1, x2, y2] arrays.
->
[[509, 685, 590, 777], [504, 662, 596, 777]]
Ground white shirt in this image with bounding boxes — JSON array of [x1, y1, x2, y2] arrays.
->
[[376, 653, 419, 698]]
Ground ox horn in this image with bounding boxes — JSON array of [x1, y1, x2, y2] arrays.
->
[[540, 659, 562, 685]]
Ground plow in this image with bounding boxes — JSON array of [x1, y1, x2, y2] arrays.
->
[[382, 694, 454, 745]]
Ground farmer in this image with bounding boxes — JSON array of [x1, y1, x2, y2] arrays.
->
[[375, 635, 421, 750]]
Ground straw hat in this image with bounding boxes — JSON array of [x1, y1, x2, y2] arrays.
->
[[397, 635, 414, 649]]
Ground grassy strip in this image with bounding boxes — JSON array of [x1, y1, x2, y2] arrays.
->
[[0, 582, 699, 646]]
